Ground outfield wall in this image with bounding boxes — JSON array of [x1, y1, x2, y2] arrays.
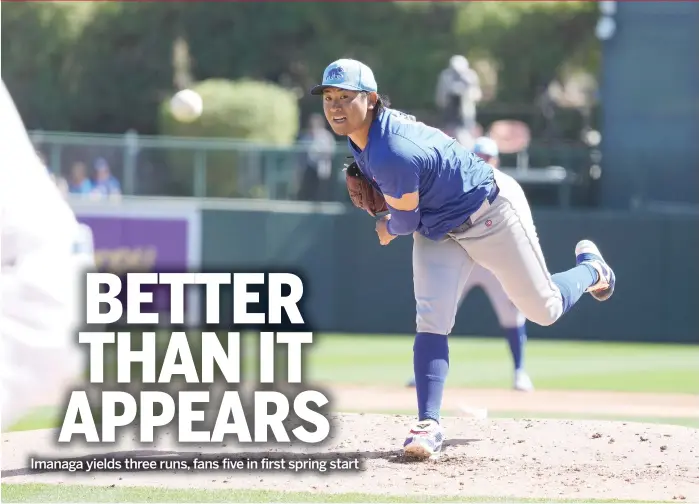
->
[[70, 197, 699, 344]]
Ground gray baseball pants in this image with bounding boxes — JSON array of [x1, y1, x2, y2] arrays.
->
[[413, 169, 564, 335]]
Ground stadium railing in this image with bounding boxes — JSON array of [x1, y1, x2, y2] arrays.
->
[[30, 130, 589, 208]]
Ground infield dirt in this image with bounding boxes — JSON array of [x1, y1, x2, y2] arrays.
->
[[2, 385, 698, 502]]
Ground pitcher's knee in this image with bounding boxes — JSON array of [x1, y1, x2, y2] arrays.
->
[[530, 312, 556, 327], [518, 293, 563, 327]]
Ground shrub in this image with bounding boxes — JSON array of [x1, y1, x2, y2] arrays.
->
[[158, 78, 300, 198]]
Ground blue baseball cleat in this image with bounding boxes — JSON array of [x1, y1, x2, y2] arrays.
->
[[575, 240, 615, 301], [403, 419, 445, 460]]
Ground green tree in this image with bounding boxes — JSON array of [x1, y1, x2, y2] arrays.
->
[[1, 2, 77, 129], [181, 3, 457, 119], [2, 1, 600, 142], [66, 2, 182, 134], [453, 2, 599, 104]]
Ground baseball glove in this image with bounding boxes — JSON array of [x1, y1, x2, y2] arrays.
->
[[344, 161, 388, 216]]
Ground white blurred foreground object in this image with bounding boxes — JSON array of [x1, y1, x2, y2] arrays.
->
[[0, 79, 92, 431], [459, 405, 489, 419], [170, 88, 203, 122]]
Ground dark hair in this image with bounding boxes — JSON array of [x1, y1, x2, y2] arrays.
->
[[361, 92, 391, 118], [365, 92, 417, 122], [375, 93, 391, 113]]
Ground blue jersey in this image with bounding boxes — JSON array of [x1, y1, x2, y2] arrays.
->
[[348, 108, 495, 240]]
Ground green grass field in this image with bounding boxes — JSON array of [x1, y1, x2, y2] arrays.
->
[[102, 331, 699, 393], [0, 483, 675, 504], [6, 333, 698, 433], [302, 334, 699, 393]]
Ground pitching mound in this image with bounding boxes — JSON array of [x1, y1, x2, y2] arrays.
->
[[3, 414, 698, 501]]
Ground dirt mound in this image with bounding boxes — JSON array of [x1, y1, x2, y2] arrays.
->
[[3, 413, 698, 501]]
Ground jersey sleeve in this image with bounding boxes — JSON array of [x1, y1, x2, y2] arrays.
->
[[372, 138, 421, 199]]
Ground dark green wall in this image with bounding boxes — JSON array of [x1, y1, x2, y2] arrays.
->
[[600, 2, 699, 209], [201, 208, 699, 344], [201, 209, 339, 331]]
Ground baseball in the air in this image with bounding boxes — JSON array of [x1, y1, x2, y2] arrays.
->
[[170, 89, 203, 123]]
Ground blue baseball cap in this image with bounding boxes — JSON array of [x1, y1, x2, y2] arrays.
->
[[473, 136, 499, 159], [310, 59, 378, 96]]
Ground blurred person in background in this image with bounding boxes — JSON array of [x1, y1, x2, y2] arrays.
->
[[91, 157, 122, 198], [407, 136, 534, 392], [468, 138, 532, 392], [297, 113, 337, 202], [68, 161, 93, 195], [435, 55, 482, 150], [0, 79, 92, 431]]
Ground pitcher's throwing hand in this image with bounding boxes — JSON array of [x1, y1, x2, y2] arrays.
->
[[375, 215, 396, 246]]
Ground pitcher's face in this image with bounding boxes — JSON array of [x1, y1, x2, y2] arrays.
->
[[321, 88, 375, 136]]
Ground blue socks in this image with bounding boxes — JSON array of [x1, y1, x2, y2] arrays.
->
[[505, 325, 526, 371], [412, 265, 597, 423], [413, 332, 449, 423], [552, 264, 598, 314]]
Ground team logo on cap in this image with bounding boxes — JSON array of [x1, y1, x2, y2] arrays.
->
[[326, 66, 345, 82]]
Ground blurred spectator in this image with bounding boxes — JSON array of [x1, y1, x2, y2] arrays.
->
[[91, 157, 122, 198], [535, 83, 559, 142], [297, 114, 336, 202], [435, 55, 482, 149], [68, 161, 93, 195]]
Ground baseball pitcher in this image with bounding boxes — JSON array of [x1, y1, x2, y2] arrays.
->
[[314, 58, 615, 460], [406, 136, 533, 392]]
